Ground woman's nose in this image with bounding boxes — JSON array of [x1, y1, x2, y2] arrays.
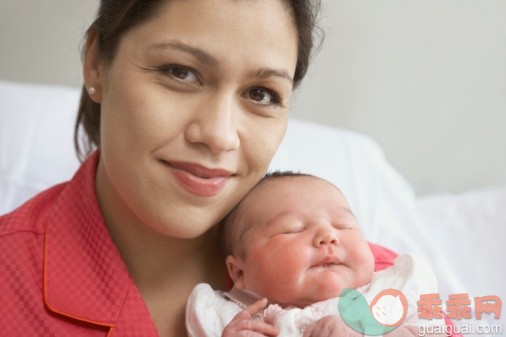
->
[[185, 93, 240, 154], [313, 227, 339, 247]]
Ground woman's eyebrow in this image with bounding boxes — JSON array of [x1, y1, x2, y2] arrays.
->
[[254, 68, 294, 84], [148, 40, 219, 67]]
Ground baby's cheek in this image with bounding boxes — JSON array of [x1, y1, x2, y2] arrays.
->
[[271, 249, 308, 282], [250, 240, 310, 296]]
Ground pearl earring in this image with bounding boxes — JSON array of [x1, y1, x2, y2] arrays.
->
[[88, 86, 97, 95]]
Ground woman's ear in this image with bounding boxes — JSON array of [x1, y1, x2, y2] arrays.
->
[[83, 30, 104, 103], [226, 255, 246, 289]]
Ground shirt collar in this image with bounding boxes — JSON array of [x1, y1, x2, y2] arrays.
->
[[43, 151, 133, 327], [223, 286, 264, 309]]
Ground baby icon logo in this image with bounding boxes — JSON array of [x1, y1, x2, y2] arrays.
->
[[338, 288, 408, 335], [370, 289, 408, 326]]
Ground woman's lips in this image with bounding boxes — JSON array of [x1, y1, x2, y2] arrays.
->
[[162, 160, 232, 197]]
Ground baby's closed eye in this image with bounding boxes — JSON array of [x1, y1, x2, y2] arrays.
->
[[271, 221, 306, 236]]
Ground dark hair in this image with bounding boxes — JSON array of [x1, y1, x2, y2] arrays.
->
[[74, 0, 322, 160]]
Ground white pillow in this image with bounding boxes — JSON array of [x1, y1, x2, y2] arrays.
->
[[0, 80, 80, 214], [416, 187, 506, 331]]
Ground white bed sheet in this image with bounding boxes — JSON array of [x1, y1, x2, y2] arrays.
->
[[416, 187, 506, 336]]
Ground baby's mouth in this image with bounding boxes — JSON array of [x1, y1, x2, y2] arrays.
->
[[313, 255, 341, 269]]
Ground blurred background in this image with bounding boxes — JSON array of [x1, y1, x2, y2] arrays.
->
[[1, 0, 505, 195]]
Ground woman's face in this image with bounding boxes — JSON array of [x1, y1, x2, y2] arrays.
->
[[92, 0, 298, 238]]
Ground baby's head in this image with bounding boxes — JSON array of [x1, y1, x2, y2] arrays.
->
[[222, 172, 375, 308]]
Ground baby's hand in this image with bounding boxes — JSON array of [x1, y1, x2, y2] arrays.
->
[[222, 298, 279, 337], [302, 315, 363, 337]]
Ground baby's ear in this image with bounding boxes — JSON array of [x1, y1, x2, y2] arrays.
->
[[225, 255, 245, 289]]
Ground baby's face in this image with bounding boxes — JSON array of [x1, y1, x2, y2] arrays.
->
[[232, 177, 374, 308]]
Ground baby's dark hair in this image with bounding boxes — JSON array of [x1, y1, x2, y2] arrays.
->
[[219, 170, 317, 259]]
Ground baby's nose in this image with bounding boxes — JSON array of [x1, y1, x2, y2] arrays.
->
[[313, 228, 339, 247]]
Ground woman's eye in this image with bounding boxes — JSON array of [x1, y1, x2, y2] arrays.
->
[[247, 87, 282, 106], [162, 65, 199, 84]]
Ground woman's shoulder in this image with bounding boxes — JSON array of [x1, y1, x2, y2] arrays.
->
[[0, 183, 67, 238], [0, 183, 67, 301], [1, 151, 99, 239]]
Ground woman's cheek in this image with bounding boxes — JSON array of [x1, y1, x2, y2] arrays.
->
[[241, 115, 287, 170]]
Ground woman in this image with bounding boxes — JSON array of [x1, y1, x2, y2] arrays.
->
[[0, 1, 397, 337]]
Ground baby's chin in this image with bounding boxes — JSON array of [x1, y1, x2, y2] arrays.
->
[[315, 284, 344, 301], [288, 283, 344, 308], [320, 271, 350, 290]]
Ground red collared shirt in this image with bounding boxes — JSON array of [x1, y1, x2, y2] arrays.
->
[[1, 152, 158, 336], [0, 151, 401, 336]]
